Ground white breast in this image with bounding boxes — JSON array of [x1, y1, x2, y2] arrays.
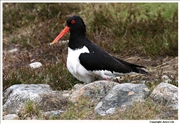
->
[[66, 46, 94, 83]]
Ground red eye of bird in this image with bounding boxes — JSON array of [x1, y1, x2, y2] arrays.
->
[[71, 20, 75, 24]]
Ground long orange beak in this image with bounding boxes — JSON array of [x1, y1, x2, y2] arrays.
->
[[50, 26, 70, 45]]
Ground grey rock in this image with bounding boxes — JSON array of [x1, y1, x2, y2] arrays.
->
[[161, 75, 172, 83], [3, 114, 19, 120], [3, 84, 52, 114], [42, 110, 64, 118], [62, 90, 71, 98], [94, 83, 150, 116], [150, 83, 178, 110], [73, 83, 84, 90], [70, 80, 119, 103]]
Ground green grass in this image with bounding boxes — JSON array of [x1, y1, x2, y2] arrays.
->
[[18, 100, 41, 119]]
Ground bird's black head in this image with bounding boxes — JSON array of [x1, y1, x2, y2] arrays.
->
[[66, 15, 86, 33], [51, 15, 86, 45]]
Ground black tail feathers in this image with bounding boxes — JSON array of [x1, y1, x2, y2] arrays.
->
[[136, 67, 149, 74]]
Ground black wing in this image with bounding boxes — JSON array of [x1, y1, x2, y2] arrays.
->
[[79, 52, 148, 74], [79, 40, 148, 74]]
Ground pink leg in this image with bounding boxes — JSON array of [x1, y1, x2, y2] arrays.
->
[[106, 78, 109, 81]]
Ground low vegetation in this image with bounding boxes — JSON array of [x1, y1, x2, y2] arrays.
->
[[17, 97, 178, 120], [3, 3, 178, 120]]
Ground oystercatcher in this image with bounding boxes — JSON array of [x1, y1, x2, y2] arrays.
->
[[51, 15, 148, 84]]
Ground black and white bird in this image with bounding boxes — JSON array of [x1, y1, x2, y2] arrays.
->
[[51, 15, 148, 84]]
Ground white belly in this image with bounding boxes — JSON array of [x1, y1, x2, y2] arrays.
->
[[67, 46, 94, 84]]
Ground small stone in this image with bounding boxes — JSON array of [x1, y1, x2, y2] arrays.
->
[[29, 62, 42, 69], [62, 40, 69, 44], [42, 110, 64, 118], [3, 114, 19, 120], [144, 88, 150, 92], [62, 90, 71, 98], [140, 80, 146, 83], [161, 75, 171, 83], [161, 75, 169, 80], [8, 48, 18, 53]]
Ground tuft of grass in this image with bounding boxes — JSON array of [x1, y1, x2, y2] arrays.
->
[[59, 97, 96, 120], [18, 100, 41, 119], [39, 92, 69, 112]]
